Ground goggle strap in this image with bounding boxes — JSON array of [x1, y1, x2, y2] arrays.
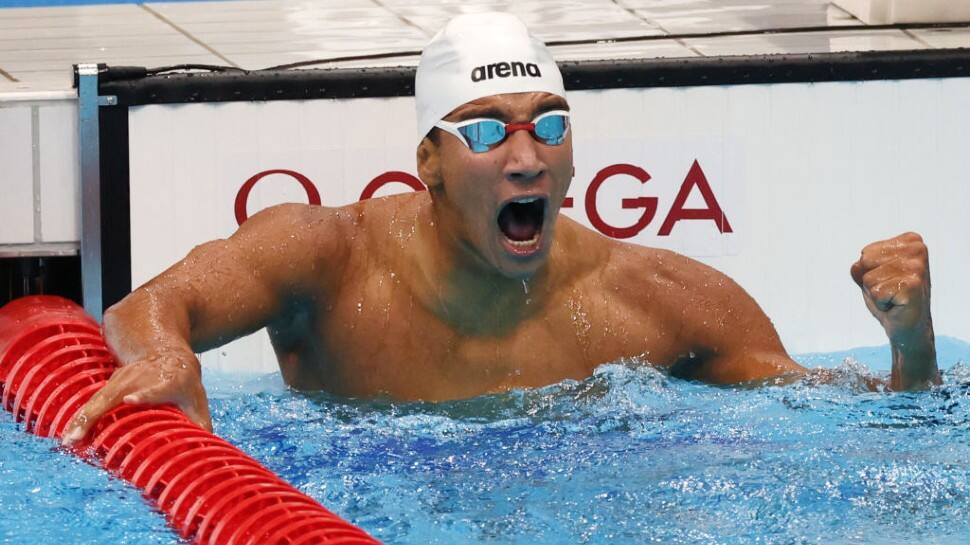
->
[[505, 122, 536, 134]]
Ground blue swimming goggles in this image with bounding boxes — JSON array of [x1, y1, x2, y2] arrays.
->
[[434, 110, 570, 153]]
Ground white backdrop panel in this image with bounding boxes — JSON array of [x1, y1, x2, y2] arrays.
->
[[128, 78, 970, 373]]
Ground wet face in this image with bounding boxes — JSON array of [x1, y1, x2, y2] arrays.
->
[[419, 92, 573, 278]]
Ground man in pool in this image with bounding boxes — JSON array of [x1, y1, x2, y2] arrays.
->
[[63, 13, 938, 443]]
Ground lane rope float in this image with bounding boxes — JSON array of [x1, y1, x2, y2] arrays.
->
[[0, 295, 382, 545]]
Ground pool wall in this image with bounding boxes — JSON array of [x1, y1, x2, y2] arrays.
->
[[0, 91, 80, 255]]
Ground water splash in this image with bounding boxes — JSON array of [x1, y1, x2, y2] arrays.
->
[[5, 352, 970, 545], [198, 353, 970, 545]]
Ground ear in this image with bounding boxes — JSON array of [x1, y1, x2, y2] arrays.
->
[[417, 136, 444, 190]]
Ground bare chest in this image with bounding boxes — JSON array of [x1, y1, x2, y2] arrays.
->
[[304, 274, 684, 400]]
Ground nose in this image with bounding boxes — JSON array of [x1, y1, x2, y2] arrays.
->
[[502, 129, 544, 183]]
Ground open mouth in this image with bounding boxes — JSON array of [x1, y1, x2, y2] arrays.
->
[[497, 196, 546, 252]]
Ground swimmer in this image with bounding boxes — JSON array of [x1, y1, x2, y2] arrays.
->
[[63, 13, 938, 444]]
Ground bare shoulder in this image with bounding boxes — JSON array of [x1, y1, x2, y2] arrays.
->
[[238, 192, 428, 265], [592, 237, 717, 300], [598, 237, 782, 351], [227, 202, 355, 290], [555, 217, 747, 304], [236, 202, 348, 252], [338, 192, 430, 255], [561, 221, 797, 381]]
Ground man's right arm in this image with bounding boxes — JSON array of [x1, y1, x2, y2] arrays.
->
[[62, 203, 347, 444]]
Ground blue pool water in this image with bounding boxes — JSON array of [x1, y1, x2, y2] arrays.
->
[[2, 340, 970, 545]]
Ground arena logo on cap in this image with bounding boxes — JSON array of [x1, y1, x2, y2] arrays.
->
[[471, 61, 542, 82]]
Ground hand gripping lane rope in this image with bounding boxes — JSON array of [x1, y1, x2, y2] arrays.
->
[[0, 295, 382, 545]]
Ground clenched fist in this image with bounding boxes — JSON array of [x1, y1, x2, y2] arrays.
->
[[850, 232, 939, 389]]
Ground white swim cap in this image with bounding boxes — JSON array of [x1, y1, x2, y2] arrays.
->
[[414, 12, 566, 146]]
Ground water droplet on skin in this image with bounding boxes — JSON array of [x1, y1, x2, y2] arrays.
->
[[522, 280, 529, 295], [357, 302, 363, 313]]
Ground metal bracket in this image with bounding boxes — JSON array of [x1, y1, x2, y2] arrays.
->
[[77, 63, 104, 322]]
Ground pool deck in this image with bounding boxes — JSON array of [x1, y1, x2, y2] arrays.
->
[[1, 0, 969, 93]]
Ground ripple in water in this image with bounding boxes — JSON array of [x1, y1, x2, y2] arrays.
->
[[3, 346, 970, 545]]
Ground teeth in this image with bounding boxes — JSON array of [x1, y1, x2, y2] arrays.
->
[[514, 197, 540, 204], [508, 234, 540, 247]]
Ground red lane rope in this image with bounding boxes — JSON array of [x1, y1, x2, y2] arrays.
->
[[0, 295, 382, 545]]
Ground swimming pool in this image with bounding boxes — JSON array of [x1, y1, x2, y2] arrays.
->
[[2, 341, 969, 544]]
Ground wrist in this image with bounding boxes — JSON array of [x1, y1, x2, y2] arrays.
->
[[887, 313, 933, 347], [126, 346, 201, 377], [889, 325, 939, 390]]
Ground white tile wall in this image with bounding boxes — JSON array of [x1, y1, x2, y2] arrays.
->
[[909, 28, 970, 49], [38, 101, 78, 243], [835, 0, 970, 24], [550, 40, 699, 61], [686, 29, 924, 57], [0, 106, 34, 244], [0, 71, 74, 91], [146, 0, 428, 64], [388, 0, 664, 41], [618, 0, 847, 34], [0, 0, 965, 93]]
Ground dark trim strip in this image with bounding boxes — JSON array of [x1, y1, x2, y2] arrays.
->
[[101, 65, 416, 106], [99, 48, 970, 107], [98, 105, 132, 310], [557, 48, 970, 89]]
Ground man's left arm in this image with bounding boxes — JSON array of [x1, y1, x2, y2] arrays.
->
[[680, 232, 938, 391], [849, 232, 939, 390]]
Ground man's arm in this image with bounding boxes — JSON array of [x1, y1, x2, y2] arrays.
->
[[62, 203, 346, 444], [672, 233, 938, 391], [849, 232, 939, 390], [662, 255, 808, 385]]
